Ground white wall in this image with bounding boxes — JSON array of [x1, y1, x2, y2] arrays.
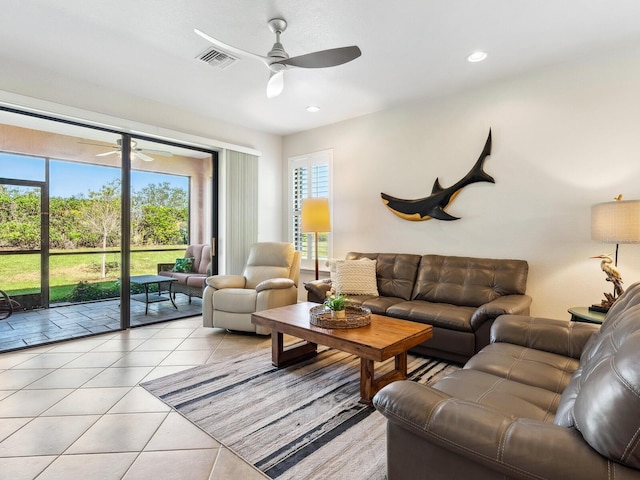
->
[[283, 44, 640, 318]]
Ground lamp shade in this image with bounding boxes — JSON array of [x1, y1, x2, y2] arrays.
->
[[301, 198, 331, 233], [591, 200, 640, 243]]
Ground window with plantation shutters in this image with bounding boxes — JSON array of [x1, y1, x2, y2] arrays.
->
[[289, 150, 332, 270]]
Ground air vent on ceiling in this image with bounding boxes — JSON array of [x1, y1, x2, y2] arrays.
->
[[196, 47, 237, 70]]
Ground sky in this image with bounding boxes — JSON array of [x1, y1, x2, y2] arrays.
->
[[0, 153, 188, 197]]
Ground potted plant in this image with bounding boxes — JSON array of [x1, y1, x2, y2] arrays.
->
[[324, 291, 347, 318]]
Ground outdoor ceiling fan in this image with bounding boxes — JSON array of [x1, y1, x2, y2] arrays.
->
[[194, 18, 362, 98], [96, 139, 172, 162]]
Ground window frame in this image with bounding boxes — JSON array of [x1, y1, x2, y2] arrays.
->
[[288, 149, 333, 272]]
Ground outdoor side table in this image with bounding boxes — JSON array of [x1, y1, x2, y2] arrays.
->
[[130, 275, 178, 315]]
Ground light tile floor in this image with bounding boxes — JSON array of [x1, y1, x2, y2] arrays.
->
[[0, 315, 270, 480]]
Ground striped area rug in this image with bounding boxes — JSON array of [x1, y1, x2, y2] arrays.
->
[[141, 346, 459, 480]]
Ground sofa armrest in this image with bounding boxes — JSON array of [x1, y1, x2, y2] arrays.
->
[[470, 294, 532, 330], [256, 278, 295, 292], [491, 314, 599, 359], [157, 263, 175, 273], [205, 275, 246, 290], [304, 278, 332, 303], [373, 381, 625, 480]]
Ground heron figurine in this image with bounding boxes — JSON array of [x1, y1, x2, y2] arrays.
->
[[591, 253, 624, 310]]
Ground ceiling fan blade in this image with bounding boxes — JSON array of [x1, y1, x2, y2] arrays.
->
[[79, 141, 112, 147], [135, 151, 155, 162], [266, 70, 284, 98], [194, 28, 270, 66], [274, 46, 361, 68], [96, 151, 119, 157], [139, 148, 172, 157]]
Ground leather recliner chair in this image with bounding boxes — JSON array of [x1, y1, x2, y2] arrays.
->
[[202, 242, 300, 334]]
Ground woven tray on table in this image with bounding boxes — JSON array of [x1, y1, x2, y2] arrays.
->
[[309, 305, 371, 329]]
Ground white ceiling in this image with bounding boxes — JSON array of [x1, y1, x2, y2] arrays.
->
[[2, 0, 640, 137]]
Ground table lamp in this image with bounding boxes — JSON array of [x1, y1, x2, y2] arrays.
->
[[301, 198, 331, 280], [592, 197, 640, 265], [590, 196, 640, 310]]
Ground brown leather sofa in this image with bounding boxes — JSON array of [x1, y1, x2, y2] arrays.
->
[[305, 252, 531, 363], [373, 281, 640, 480]]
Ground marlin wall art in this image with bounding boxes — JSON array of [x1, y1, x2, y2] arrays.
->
[[381, 130, 494, 221]]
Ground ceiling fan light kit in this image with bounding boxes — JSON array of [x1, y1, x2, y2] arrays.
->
[[467, 51, 488, 62], [195, 17, 361, 98]]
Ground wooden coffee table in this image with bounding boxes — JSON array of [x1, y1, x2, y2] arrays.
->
[[251, 302, 433, 404]]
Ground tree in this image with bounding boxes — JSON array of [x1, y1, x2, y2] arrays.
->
[[131, 182, 188, 245], [49, 196, 86, 249], [80, 180, 121, 278], [0, 185, 40, 249], [133, 182, 188, 208], [140, 205, 184, 244]]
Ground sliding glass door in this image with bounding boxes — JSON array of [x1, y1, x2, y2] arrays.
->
[[0, 108, 217, 351], [127, 138, 214, 326]]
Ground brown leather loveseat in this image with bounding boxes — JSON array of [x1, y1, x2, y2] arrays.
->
[[373, 281, 640, 479], [305, 252, 531, 363]]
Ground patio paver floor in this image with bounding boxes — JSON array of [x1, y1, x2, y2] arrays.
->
[[0, 295, 202, 353]]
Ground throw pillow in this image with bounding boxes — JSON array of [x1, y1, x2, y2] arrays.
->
[[333, 258, 379, 296], [172, 257, 195, 273]]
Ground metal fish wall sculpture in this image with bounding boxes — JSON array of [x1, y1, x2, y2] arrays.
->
[[381, 130, 494, 221]]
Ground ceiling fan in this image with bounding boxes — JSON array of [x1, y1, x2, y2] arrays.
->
[[95, 139, 173, 162], [194, 18, 362, 98]]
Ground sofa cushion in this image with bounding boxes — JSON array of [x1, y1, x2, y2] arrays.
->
[[185, 244, 212, 274], [158, 271, 206, 286], [553, 282, 640, 469], [333, 258, 379, 295], [346, 252, 421, 300], [432, 369, 560, 422], [387, 300, 475, 332], [411, 255, 529, 307], [185, 275, 206, 288], [573, 334, 640, 468], [465, 342, 579, 394], [168, 272, 191, 283], [243, 242, 295, 289], [213, 288, 257, 313], [159, 271, 186, 282], [345, 295, 404, 315], [491, 314, 595, 359]]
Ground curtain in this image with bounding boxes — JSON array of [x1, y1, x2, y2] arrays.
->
[[224, 150, 258, 274]]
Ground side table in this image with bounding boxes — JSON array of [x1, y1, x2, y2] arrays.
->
[[568, 306, 605, 324], [130, 275, 178, 315]]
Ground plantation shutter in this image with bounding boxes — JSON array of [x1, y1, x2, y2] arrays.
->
[[289, 150, 332, 269], [292, 164, 309, 258]]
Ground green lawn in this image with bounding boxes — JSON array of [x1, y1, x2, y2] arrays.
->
[[0, 246, 188, 296]]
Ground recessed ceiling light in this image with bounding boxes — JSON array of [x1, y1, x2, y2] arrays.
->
[[306, 105, 320, 113], [467, 51, 487, 63]]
